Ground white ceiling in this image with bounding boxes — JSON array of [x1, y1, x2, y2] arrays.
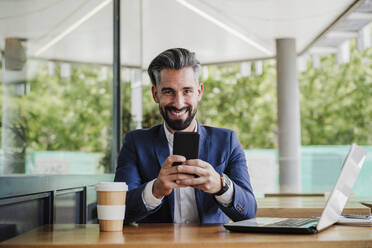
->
[[0, 0, 360, 68]]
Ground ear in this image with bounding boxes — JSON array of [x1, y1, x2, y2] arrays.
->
[[197, 83, 204, 101], [152, 85, 159, 103]]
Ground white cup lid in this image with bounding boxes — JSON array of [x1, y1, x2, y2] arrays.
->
[[96, 182, 128, 192]]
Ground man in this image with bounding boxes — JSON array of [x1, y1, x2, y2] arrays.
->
[[114, 48, 256, 224]]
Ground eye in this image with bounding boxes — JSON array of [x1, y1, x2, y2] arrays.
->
[[184, 89, 194, 94], [163, 89, 174, 95]]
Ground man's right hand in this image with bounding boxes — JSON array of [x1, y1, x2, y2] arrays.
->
[[152, 155, 194, 199]]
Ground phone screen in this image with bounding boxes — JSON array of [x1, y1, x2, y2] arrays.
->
[[172, 132, 200, 166]]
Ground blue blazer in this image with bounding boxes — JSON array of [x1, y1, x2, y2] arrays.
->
[[114, 122, 257, 224]]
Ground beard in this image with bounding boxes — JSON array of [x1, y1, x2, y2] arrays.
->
[[159, 105, 197, 131]]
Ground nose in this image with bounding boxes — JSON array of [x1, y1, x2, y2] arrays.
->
[[173, 92, 185, 109]]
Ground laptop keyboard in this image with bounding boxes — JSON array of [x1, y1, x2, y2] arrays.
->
[[267, 218, 318, 227]]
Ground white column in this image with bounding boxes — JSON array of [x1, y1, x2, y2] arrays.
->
[[131, 69, 143, 129], [276, 38, 301, 193], [60, 63, 71, 78], [202, 66, 208, 81], [357, 24, 371, 51], [254, 61, 263, 75], [48, 61, 55, 76], [297, 54, 308, 72], [337, 40, 350, 64], [2, 38, 27, 174], [240, 62, 251, 77], [312, 54, 320, 69]]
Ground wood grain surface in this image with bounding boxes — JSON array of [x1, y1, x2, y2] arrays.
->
[[1, 223, 372, 248]]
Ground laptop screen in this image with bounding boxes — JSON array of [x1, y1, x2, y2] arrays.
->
[[316, 144, 367, 231]]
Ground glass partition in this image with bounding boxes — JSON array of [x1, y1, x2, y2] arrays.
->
[[0, 0, 113, 174]]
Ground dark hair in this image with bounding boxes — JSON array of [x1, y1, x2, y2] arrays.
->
[[147, 48, 201, 85]]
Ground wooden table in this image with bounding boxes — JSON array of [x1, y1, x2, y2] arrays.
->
[[1, 224, 372, 248], [256, 197, 371, 218]]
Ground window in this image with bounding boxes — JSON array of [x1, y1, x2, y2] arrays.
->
[[0, 0, 114, 174]]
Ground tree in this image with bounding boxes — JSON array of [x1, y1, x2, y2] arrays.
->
[[2, 40, 372, 174], [197, 63, 277, 149], [141, 84, 163, 128], [22, 64, 113, 152], [300, 41, 372, 145]]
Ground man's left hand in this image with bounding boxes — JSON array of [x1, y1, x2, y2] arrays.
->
[[174, 159, 222, 194]]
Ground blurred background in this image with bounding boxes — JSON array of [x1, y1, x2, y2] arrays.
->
[[1, 0, 372, 197]]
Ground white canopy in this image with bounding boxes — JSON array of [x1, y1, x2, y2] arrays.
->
[[1, 0, 366, 68]]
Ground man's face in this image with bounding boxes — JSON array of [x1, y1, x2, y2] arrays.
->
[[152, 67, 203, 131]]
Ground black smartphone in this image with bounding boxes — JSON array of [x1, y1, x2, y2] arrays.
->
[[172, 132, 200, 166]]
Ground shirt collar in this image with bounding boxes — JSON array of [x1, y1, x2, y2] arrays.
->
[[163, 122, 198, 147]]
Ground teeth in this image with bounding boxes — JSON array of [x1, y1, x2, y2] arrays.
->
[[170, 109, 186, 117]]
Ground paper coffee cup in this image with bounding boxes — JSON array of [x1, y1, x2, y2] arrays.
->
[[96, 182, 128, 232], [99, 231, 125, 243]]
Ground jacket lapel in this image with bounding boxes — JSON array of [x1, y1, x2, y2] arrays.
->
[[195, 122, 209, 222], [197, 122, 209, 162], [154, 124, 170, 168], [153, 125, 175, 221]]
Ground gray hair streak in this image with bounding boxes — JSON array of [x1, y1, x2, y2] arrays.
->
[[147, 48, 201, 86]]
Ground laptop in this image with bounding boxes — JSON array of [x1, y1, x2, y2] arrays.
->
[[224, 144, 367, 234]]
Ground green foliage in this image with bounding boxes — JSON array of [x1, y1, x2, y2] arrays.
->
[[300, 41, 372, 145], [99, 79, 132, 172], [197, 64, 277, 149], [2, 39, 372, 170], [22, 64, 113, 152], [120, 43, 372, 149], [141, 84, 163, 128]]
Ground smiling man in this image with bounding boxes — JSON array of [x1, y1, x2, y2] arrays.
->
[[114, 48, 257, 224]]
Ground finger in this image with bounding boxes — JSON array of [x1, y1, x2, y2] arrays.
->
[[166, 181, 180, 189], [173, 183, 190, 188], [175, 165, 208, 177], [174, 183, 190, 188], [161, 176, 192, 189], [176, 176, 206, 186], [191, 183, 218, 194], [191, 184, 207, 191], [163, 164, 190, 175], [166, 173, 195, 181], [163, 155, 186, 168], [174, 180, 191, 188], [184, 159, 209, 168]]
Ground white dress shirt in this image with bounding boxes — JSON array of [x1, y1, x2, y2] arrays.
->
[[141, 123, 234, 223]]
